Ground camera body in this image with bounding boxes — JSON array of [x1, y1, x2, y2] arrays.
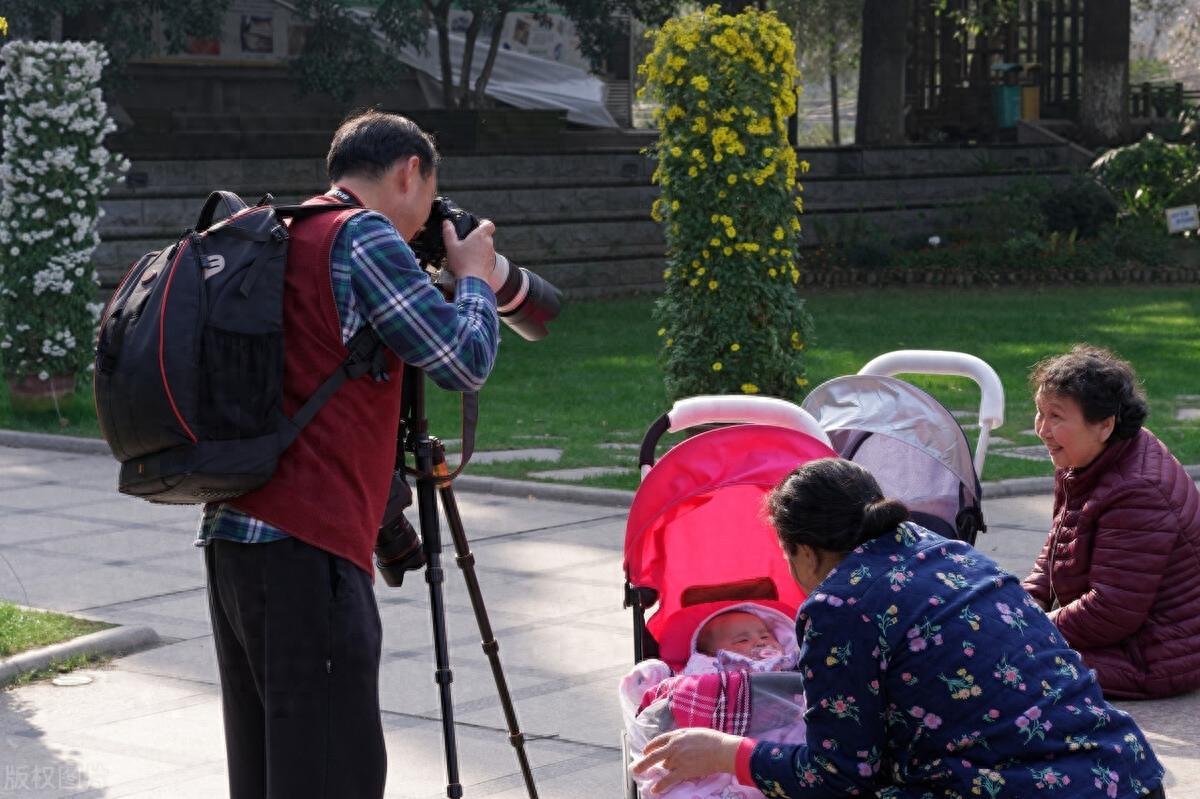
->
[[409, 196, 562, 342]]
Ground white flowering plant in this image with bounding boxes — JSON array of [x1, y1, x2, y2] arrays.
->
[[0, 40, 128, 384]]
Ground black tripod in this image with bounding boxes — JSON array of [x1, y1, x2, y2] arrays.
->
[[390, 365, 539, 799]]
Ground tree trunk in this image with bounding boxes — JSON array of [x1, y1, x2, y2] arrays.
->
[[423, 0, 456, 109], [828, 34, 841, 146], [830, 68, 841, 146], [457, 11, 485, 109], [473, 11, 510, 108], [718, 0, 767, 12], [856, 0, 908, 145], [1081, 0, 1131, 146]]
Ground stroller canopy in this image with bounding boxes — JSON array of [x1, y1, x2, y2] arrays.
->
[[624, 424, 837, 667], [801, 375, 980, 534]]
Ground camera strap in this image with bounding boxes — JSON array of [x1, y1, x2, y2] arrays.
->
[[397, 386, 480, 484], [448, 391, 480, 481]]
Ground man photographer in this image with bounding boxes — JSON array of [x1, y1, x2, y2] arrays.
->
[[196, 110, 500, 799]]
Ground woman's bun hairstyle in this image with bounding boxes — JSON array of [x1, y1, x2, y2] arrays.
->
[[766, 458, 909, 555], [861, 498, 910, 540]]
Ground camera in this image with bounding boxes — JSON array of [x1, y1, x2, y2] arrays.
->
[[375, 472, 425, 587], [409, 196, 563, 341]]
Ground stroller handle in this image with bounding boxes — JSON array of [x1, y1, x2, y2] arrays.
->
[[858, 350, 1005, 475], [639, 396, 832, 475]]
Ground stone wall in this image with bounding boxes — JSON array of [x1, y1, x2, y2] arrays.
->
[[95, 141, 1086, 296]]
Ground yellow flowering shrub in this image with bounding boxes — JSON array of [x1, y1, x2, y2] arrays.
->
[[641, 6, 813, 401]]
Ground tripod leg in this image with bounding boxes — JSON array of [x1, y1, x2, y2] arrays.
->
[[434, 459, 540, 799], [415, 439, 465, 799]]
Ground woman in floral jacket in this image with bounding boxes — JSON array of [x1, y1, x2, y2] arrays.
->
[[633, 458, 1166, 798]]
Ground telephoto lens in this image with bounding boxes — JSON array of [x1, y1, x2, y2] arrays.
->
[[409, 197, 563, 341], [375, 474, 425, 587], [374, 512, 425, 588]]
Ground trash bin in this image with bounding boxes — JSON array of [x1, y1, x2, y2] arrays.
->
[[1020, 63, 1041, 121], [993, 85, 1021, 129], [989, 62, 1023, 129]]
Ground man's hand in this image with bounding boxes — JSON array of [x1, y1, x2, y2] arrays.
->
[[630, 729, 743, 794], [443, 218, 496, 283]]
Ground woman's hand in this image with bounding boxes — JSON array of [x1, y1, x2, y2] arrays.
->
[[630, 729, 744, 794]]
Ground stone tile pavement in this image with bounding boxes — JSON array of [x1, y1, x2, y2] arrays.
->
[[0, 445, 1197, 798]]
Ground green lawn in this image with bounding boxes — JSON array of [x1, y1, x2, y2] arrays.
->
[[4, 285, 1200, 491], [0, 601, 112, 659]]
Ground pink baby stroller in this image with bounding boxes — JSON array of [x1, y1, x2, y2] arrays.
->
[[619, 353, 1004, 796], [621, 397, 837, 798]]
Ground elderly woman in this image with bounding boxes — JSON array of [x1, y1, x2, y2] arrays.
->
[[633, 458, 1165, 798], [1023, 345, 1200, 699]]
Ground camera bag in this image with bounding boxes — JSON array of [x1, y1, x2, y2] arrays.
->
[[94, 190, 388, 504]]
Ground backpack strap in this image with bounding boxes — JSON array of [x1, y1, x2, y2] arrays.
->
[[195, 191, 249, 232], [273, 202, 359, 218], [278, 325, 389, 451], [269, 201, 408, 453]]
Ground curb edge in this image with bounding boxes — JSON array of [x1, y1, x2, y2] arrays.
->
[[0, 625, 160, 686]]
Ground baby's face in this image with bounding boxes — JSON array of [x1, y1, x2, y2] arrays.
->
[[702, 612, 782, 659]]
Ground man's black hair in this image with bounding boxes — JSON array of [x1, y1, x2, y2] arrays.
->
[[327, 110, 440, 183]]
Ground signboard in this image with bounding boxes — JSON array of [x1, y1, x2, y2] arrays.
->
[[1166, 204, 1200, 234]]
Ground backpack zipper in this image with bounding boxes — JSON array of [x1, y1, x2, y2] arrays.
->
[[158, 236, 199, 444]]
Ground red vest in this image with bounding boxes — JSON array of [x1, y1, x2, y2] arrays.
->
[[232, 195, 403, 575]]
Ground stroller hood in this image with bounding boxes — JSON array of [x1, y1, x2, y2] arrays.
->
[[625, 424, 836, 668], [802, 374, 981, 511]]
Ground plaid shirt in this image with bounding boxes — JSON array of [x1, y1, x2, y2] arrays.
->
[[196, 208, 499, 546]]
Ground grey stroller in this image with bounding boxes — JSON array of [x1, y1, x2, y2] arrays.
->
[[801, 350, 1005, 545]]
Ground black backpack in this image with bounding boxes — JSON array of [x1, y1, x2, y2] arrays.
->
[[94, 191, 387, 504]]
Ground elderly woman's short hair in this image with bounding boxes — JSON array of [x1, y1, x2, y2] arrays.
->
[[1030, 345, 1148, 440]]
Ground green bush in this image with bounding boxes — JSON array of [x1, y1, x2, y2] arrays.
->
[[1039, 177, 1119, 239], [640, 6, 813, 400], [1092, 133, 1200, 223]]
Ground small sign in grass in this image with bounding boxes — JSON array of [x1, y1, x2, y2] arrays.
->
[[0, 601, 112, 659]]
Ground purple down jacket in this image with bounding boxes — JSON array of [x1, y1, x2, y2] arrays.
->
[[1022, 428, 1200, 698]]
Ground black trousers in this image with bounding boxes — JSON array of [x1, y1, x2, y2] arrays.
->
[[205, 537, 386, 799]]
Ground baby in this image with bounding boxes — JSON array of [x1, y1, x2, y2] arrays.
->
[[696, 610, 785, 661], [685, 607, 794, 675], [619, 604, 806, 799]]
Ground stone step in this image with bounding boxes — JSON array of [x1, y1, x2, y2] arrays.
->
[[93, 220, 668, 286], [109, 130, 340, 161], [90, 199, 1000, 288], [797, 142, 1078, 177], [533, 257, 665, 293], [106, 143, 1073, 199], [101, 170, 1063, 234], [99, 185, 661, 232], [111, 153, 657, 197]]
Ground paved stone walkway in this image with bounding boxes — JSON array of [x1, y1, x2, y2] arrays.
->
[[1, 445, 1197, 798]]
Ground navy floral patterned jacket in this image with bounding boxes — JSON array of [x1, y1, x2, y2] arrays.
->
[[746, 523, 1164, 799]]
